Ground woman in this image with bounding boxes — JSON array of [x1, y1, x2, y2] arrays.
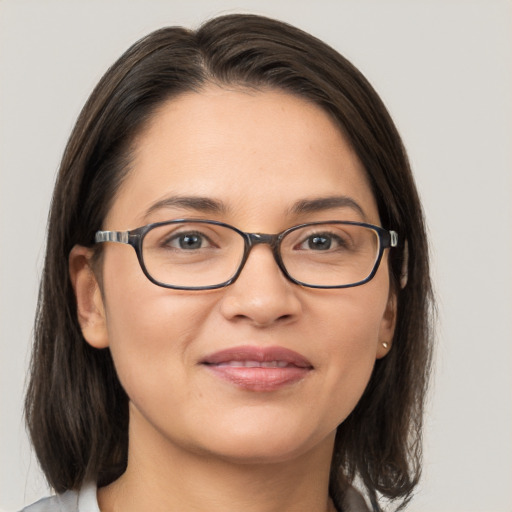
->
[[23, 13, 433, 512]]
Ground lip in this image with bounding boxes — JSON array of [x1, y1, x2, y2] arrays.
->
[[200, 345, 313, 392]]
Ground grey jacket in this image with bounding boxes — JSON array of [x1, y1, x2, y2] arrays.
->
[[21, 481, 372, 512]]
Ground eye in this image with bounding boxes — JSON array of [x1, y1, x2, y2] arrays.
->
[[307, 234, 332, 250], [297, 232, 347, 251], [165, 231, 213, 250]]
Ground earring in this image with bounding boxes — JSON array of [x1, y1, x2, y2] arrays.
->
[[382, 342, 389, 349]]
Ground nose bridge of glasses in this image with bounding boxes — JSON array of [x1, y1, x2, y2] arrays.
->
[[247, 232, 277, 245], [246, 232, 282, 255], [243, 232, 283, 264], [235, 232, 287, 283]]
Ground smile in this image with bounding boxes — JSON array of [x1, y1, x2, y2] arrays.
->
[[200, 346, 313, 391], [215, 360, 294, 368]]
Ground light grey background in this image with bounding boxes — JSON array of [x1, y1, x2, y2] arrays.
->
[[1, 1, 511, 511]]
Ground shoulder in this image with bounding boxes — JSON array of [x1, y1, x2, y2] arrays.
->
[[20, 490, 78, 512], [20, 482, 99, 512]]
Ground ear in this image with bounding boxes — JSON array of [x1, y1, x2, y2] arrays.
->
[[376, 290, 397, 359], [69, 245, 109, 349]]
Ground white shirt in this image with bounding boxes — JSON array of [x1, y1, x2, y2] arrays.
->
[[20, 482, 99, 512]]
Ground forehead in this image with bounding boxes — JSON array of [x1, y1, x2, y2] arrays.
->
[[105, 86, 379, 228]]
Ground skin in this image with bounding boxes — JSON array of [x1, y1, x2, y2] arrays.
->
[[70, 86, 396, 512]]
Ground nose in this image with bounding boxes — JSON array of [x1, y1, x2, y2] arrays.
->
[[218, 244, 302, 327]]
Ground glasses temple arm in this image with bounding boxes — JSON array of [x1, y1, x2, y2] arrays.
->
[[95, 230, 130, 243]]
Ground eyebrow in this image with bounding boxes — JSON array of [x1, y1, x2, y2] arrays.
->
[[289, 195, 367, 219], [143, 195, 227, 219], [143, 194, 366, 221]]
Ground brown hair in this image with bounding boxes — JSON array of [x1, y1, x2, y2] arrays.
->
[[25, 13, 434, 511]]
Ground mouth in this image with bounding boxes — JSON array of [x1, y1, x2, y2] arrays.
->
[[200, 346, 313, 392]]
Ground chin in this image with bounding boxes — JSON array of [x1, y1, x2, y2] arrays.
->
[[186, 420, 336, 466]]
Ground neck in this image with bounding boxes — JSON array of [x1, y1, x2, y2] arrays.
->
[[98, 407, 337, 512]]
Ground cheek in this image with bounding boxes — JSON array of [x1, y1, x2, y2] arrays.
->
[[307, 285, 389, 422], [312, 282, 388, 358], [100, 248, 215, 402]]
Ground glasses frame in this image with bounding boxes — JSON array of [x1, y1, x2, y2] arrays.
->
[[95, 219, 398, 290]]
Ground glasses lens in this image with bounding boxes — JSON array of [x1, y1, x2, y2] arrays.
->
[[141, 222, 245, 288], [280, 223, 380, 287]]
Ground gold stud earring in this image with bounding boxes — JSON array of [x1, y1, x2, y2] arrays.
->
[[382, 342, 389, 349]]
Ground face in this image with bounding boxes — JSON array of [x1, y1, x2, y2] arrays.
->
[[71, 86, 396, 466]]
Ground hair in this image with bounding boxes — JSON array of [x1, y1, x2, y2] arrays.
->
[[25, 13, 434, 511]]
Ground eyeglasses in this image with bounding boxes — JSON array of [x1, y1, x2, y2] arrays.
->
[[95, 219, 398, 290]]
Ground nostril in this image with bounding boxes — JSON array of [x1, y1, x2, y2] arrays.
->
[[249, 313, 295, 328], [219, 286, 302, 327]]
